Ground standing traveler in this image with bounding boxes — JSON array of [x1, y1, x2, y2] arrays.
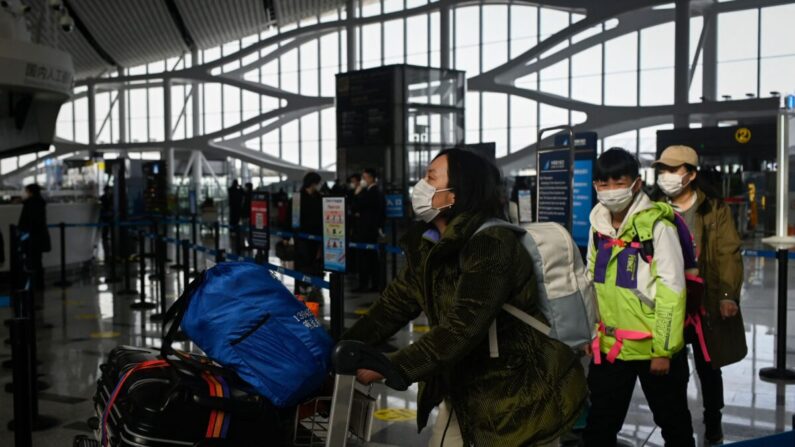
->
[[228, 180, 244, 248], [583, 148, 695, 447], [295, 172, 324, 302], [651, 145, 746, 446], [343, 149, 587, 447], [18, 184, 51, 290], [242, 182, 254, 247], [351, 168, 385, 293], [228, 180, 243, 228]]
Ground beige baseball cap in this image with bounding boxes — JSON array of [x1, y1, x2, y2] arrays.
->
[[652, 145, 699, 168]]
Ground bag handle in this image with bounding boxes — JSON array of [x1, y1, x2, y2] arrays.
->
[[160, 270, 205, 358], [159, 270, 247, 381]]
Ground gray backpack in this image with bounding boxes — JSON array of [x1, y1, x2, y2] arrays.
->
[[475, 219, 597, 356]]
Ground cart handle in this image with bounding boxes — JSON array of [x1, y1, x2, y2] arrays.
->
[[332, 341, 409, 391]]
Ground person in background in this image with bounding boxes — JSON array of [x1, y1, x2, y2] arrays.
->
[[650, 145, 746, 446], [352, 168, 385, 293], [18, 184, 51, 290], [99, 185, 113, 257], [228, 180, 243, 228], [295, 172, 324, 302], [343, 148, 586, 446], [346, 173, 362, 274], [584, 148, 694, 447], [228, 180, 244, 248], [330, 178, 347, 197], [320, 181, 332, 196], [242, 182, 254, 247]]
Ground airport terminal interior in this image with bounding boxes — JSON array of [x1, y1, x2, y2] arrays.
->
[[2, 0, 795, 446]]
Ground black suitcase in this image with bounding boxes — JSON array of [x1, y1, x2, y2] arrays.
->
[[91, 345, 292, 447]]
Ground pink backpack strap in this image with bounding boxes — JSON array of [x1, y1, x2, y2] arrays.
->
[[684, 310, 711, 363]]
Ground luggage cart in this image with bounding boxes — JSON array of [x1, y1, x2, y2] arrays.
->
[[293, 340, 409, 447]]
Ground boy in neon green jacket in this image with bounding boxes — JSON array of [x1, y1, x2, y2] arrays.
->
[[583, 148, 694, 447]]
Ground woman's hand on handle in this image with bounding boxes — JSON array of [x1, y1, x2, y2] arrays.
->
[[356, 369, 384, 385]]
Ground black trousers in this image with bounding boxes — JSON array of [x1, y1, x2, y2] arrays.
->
[[357, 248, 379, 289], [584, 352, 695, 447], [685, 326, 724, 430]]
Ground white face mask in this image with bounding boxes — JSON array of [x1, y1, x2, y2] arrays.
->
[[596, 179, 638, 213], [657, 173, 689, 197], [360, 179, 368, 188], [411, 179, 453, 223], [349, 182, 357, 190]]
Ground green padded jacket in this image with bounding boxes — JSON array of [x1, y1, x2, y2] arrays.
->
[[342, 212, 587, 446]]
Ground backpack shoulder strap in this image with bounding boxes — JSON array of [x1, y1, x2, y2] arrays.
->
[[474, 219, 555, 357], [473, 218, 527, 236]]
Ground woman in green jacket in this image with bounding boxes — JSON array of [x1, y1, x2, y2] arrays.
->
[[342, 148, 587, 447], [651, 145, 747, 446]]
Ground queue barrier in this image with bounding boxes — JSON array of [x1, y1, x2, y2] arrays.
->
[[136, 231, 332, 291]]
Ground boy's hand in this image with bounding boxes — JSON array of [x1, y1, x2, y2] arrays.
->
[[649, 357, 670, 375]]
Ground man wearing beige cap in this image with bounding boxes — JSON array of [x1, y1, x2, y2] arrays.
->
[[651, 145, 747, 446]]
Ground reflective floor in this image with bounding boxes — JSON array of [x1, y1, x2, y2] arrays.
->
[[0, 238, 794, 446]]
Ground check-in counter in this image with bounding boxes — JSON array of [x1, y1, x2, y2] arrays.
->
[[0, 201, 100, 272]]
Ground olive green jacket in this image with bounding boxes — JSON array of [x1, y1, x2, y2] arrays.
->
[[342, 213, 587, 446], [691, 191, 748, 368]]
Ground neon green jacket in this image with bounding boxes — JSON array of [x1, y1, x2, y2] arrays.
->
[[587, 193, 687, 361]]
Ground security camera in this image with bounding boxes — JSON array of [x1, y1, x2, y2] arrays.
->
[[59, 13, 74, 32], [48, 0, 63, 11]]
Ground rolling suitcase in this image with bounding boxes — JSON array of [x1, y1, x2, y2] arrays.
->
[[91, 345, 291, 447]]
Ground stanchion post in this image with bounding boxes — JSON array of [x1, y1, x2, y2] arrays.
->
[[131, 231, 155, 310], [192, 215, 198, 272], [13, 288, 57, 430], [7, 317, 33, 446], [215, 249, 225, 264], [213, 221, 220, 255], [235, 225, 243, 255], [330, 272, 345, 341], [54, 222, 71, 288], [182, 240, 191, 289], [118, 226, 137, 296], [9, 225, 21, 315], [150, 238, 168, 322], [759, 248, 795, 382], [106, 220, 120, 283], [171, 214, 183, 269]]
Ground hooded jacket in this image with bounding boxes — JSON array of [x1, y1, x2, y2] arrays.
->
[[587, 192, 687, 361], [670, 190, 747, 368], [343, 212, 587, 446]]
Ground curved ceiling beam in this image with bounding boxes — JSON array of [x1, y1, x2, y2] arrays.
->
[[208, 140, 333, 181], [469, 0, 670, 86], [225, 28, 338, 79], [165, 0, 197, 51], [222, 104, 334, 147], [500, 8, 675, 83], [63, 0, 119, 68]]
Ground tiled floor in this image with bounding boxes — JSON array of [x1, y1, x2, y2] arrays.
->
[[0, 235, 794, 446]]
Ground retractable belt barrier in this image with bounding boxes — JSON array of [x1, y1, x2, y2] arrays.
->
[[137, 231, 332, 291]]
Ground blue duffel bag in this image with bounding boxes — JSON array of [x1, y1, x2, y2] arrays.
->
[[161, 262, 334, 407]]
